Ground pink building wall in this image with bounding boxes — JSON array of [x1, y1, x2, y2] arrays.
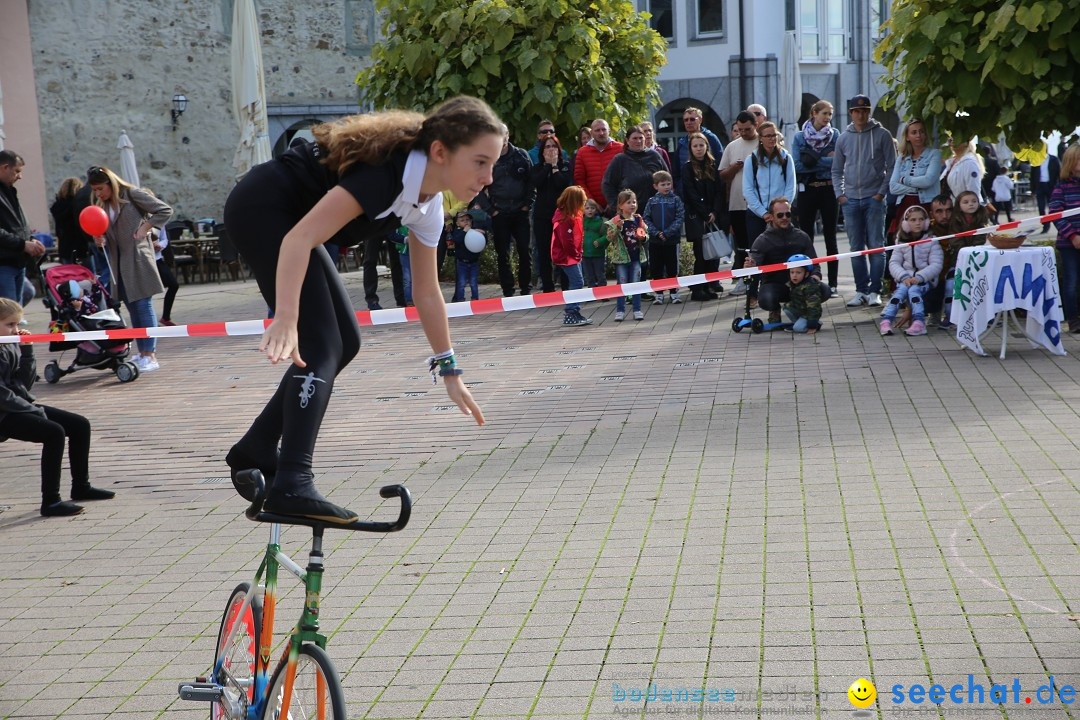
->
[[0, 0, 50, 232]]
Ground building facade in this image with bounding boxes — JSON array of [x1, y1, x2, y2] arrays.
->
[[11, 0, 895, 229], [639, 0, 896, 151], [17, 0, 379, 225]]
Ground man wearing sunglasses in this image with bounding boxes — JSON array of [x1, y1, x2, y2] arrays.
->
[[743, 197, 829, 324], [527, 120, 568, 165], [747, 104, 768, 128], [674, 106, 723, 193]]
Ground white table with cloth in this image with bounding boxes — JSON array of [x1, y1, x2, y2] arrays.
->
[[950, 245, 1066, 358]]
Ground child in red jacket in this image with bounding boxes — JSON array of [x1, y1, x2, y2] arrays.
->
[[551, 185, 592, 327]]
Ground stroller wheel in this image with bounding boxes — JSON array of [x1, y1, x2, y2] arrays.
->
[[731, 318, 743, 333], [44, 361, 62, 384], [751, 318, 765, 333], [116, 362, 140, 383]]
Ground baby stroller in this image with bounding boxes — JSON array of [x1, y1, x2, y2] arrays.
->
[[39, 263, 140, 384]]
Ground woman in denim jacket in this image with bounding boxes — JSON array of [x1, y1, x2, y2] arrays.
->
[[888, 119, 942, 229]]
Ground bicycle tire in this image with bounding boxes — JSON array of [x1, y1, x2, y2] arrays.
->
[[213, 582, 262, 720], [261, 643, 346, 720]]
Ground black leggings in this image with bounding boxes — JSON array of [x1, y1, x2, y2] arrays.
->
[[224, 169, 362, 486], [796, 183, 839, 288], [156, 258, 179, 320], [0, 405, 90, 504]]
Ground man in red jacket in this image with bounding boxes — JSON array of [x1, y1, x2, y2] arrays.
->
[[573, 119, 624, 214]]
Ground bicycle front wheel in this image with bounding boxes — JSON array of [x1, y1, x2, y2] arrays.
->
[[213, 582, 262, 720], [262, 644, 346, 720]]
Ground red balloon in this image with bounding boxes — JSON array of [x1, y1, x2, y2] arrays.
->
[[79, 205, 109, 236]]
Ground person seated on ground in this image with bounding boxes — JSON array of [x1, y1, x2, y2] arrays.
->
[[879, 205, 942, 337], [0, 297, 115, 517], [940, 190, 990, 328], [782, 255, 823, 334], [743, 197, 831, 323], [922, 193, 953, 323]]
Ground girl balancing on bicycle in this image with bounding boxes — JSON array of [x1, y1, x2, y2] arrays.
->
[[224, 96, 494, 524]]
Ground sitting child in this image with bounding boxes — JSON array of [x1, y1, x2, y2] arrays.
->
[[58, 279, 99, 317], [782, 254, 823, 334], [880, 205, 943, 337], [940, 190, 990, 327], [0, 298, 115, 517]]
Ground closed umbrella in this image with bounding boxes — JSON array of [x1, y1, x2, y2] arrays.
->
[[231, 0, 272, 180], [778, 31, 803, 140], [117, 130, 140, 187]]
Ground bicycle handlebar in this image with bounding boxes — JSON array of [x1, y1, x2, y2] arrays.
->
[[239, 470, 412, 532]]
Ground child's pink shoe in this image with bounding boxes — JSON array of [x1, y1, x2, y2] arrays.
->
[[879, 319, 893, 336], [906, 319, 927, 336]]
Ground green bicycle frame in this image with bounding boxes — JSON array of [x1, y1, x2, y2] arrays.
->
[[215, 522, 329, 719]]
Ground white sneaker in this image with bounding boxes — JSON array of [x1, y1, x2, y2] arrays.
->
[[846, 292, 868, 307], [614, 311, 625, 322], [135, 355, 160, 372], [867, 292, 882, 307], [633, 310, 644, 321], [729, 280, 748, 296], [652, 296, 664, 305]]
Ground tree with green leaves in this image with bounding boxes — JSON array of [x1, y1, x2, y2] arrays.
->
[[356, 0, 668, 146], [876, 0, 1079, 148]]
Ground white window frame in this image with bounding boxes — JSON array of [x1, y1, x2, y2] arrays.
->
[[690, 0, 725, 40], [797, 0, 849, 62]]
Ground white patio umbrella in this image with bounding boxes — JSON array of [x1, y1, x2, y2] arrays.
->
[[778, 31, 803, 141], [231, 0, 272, 180], [117, 130, 140, 187], [0, 78, 6, 151]]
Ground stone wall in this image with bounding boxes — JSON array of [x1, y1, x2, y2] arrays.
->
[[28, 0, 372, 224]]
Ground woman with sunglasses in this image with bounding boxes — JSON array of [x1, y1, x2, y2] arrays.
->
[[87, 166, 173, 372]]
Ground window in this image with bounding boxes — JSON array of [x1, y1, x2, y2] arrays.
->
[[696, 0, 723, 35], [345, 0, 378, 56], [648, 0, 674, 41], [797, 0, 848, 61], [869, 0, 888, 40]]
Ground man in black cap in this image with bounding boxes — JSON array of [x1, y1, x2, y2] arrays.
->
[[831, 94, 895, 307]]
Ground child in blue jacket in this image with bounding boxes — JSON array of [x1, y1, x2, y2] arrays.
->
[[643, 171, 685, 304]]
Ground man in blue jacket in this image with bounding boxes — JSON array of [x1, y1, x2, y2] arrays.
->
[[674, 107, 723, 194], [831, 95, 895, 307]]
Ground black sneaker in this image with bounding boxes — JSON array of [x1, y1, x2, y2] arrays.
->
[[41, 500, 85, 517], [575, 312, 593, 325], [563, 313, 581, 326], [72, 485, 115, 501], [263, 481, 359, 524], [367, 302, 383, 311]]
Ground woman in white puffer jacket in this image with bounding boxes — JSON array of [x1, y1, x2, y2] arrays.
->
[[880, 205, 943, 337]]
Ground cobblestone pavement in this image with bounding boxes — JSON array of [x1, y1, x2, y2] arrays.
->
[[2, 220, 1079, 719]]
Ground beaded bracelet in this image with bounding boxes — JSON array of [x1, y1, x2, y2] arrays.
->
[[427, 351, 461, 384]]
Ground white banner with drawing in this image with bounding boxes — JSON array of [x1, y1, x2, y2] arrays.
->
[[951, 246, 1066, 357]]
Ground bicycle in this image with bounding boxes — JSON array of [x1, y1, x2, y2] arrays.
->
[[178, 470, 412, 719]]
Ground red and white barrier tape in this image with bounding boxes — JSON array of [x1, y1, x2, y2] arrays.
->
[[6, 207, 1079, 346]]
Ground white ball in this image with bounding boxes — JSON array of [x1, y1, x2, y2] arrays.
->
[[464, 229, 486, 253]]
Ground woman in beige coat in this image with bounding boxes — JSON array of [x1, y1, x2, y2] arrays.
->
[[88, 166, 173, 371]]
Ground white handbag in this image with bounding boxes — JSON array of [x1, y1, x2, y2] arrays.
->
[[702, 224, 733, 261]]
